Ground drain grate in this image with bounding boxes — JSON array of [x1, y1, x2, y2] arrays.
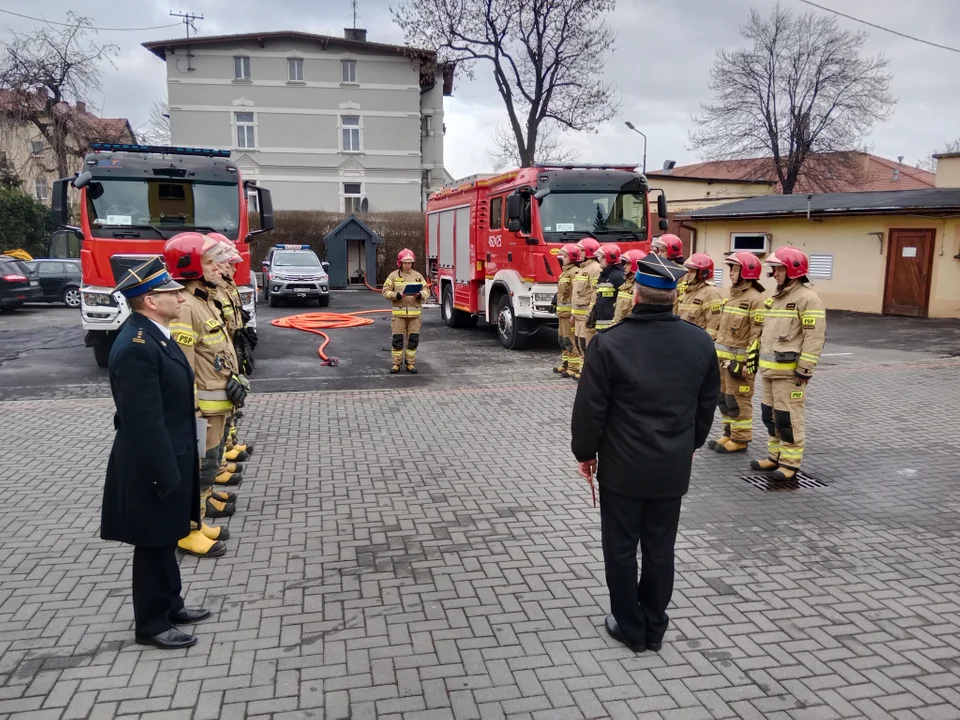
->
[[740, 471, 827, 491]]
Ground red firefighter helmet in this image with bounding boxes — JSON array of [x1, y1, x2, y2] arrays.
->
[[683, 252, 715, 282], [622, 249, 648, 274], [567, 245, 585, 263], [558, 243, 579, 260], [597, 244, 622, 265], [578, 237, 600, 257], [725, 251, 762, 280], [164, 232, 211, 280], [397, 248, 416, 267], [766, 246, 809, 279], [652, 234, 684, 260], [206, 232, 240, 264]]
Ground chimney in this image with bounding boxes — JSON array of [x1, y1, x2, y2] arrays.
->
[[897, 155, 904, 164], [933, 152, 960, 188], [76, 101, 86, 113], [344, 28, 367, 42]]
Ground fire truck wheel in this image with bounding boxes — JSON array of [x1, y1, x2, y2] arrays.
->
[[495, 294, 529, 350], [93, 333, 115, 368], [441, 284, 475, 328]]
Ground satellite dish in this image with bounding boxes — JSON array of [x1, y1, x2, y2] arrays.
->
[[360, 197, 368, 213]]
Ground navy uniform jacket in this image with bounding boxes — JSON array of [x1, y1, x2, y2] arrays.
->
[[101, 312, 200, 547], [571, 304, 720, 498]]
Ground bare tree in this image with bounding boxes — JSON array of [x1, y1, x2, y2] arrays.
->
[[689, 4, 896, 194], [489, 120, 580, 171], [392, 0, 619, 167], [0, 12, 118, 177], [917, 139, 960, 172], [137, 100, 171, 146]]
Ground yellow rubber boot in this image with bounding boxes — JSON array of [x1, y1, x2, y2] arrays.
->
[[178, 529, 226, 558], [223, 461, 243, 474], [707, 432, 730, 450], [553, 361, 568, 374], [771, 466, 799, 482], [715, 440, 748, 454], [201, 523, 230, 541], [210, 488, 237, 504], [205, 495, 235, 519], [750, 458, 779, 472], [215, 468, 242, 486], [224, 446, 249, 462]]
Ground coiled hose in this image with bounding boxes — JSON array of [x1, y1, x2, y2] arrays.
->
[[271, 310, 392, 366]]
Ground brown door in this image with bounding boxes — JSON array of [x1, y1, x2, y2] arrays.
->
[[883, 229, 935, 317]]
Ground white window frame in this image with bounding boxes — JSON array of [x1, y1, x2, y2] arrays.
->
[[343, 182, 363, 214], [341, 59, 358, 84], [235, 112, 257, 150], [35, 178, 49, 201], [340, 115, 362, 153], [247, 188, 260, 213], [730, 232, 771, 255], [234, 56, 251, 80], [287, 57, 304, 82]]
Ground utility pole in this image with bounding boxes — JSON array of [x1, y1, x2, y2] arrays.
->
[[170, 10, 204, 39]]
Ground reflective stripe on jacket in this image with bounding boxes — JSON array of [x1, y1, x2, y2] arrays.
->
[[758, 281, 826, 378], [677, 281, 723, 339]]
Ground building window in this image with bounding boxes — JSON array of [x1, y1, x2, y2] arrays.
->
[[287, 58, 303, 82], [730, 232, 770, 254], [489, 197, 502, 229], [343, 183, 362, 214], [247, 190, 259, 213], [341, 116, 361, 152], [234, 56, 251, 80], [235, 112, 256, 149], [35, 178, 49, 201], [341, 59, 358, 83], [808, 253, 834, 280], [30, 140, 44, 156]]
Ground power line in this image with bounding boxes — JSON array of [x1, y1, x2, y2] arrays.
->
[[796, 0, 960, 54], [169, 11, 204, 40], [0, 8, 181, 32]]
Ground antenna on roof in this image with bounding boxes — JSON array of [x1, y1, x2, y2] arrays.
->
[[352, 0, 358, 28], [169, 10, 204, 39]]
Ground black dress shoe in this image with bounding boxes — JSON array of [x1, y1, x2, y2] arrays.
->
[[604, 615, 645, 652], [135, 627, 198, 649], [646, 641, 663, 652], [170, 607, 211, 625]]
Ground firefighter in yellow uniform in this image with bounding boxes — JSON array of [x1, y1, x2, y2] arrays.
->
[[383, 248, 429, 373], [749, 247, 826, 481], [652, 235, 686, 311], [709, 252, 767, 454], [165, 232, 250, 557], [569, 237, 602, 380], [552, 243, 579, 377], [677, 253, 723, 338], [590, 244, 624, 332], [613, 250, 646, 325]]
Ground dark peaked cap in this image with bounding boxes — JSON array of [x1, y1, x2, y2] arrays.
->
[[634, 253, 687, 290], [114, 256, 184, 299]]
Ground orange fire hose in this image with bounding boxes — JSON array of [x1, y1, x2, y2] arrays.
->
[[271, 310, 392, 366]]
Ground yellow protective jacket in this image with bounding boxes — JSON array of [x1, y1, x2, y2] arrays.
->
[[213, 279, 242, 338], [759, 280, 826, 379], [383, 268, 429, 317], [169, 281, 239, 416], [714, 282, 765, 365], [571, 259, 601, 317], [613, 274, 636, 325], [555, 262, 577, 318], [677, 280, 723, 338]]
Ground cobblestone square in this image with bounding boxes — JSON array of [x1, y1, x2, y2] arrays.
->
[[3, 303, 960, 719]]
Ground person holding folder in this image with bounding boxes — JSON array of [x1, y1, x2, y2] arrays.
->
[[382, 248, 430, 373]]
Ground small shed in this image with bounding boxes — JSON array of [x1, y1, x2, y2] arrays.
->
[[323, 215, 384, 289]]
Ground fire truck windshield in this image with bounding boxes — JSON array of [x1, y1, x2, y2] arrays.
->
[[538, 190, 647, 239], [85, 179, 241, 240]]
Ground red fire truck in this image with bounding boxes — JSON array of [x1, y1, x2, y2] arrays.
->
[[426, 164, 668, 349], [51, 143, 274, 367]]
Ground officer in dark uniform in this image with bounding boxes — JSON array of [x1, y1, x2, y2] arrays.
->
[[101, 257, 215, 650], [571, 254, 720, 653]]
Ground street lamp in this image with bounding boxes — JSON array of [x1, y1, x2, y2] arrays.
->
[[624, 121, 647, 175]]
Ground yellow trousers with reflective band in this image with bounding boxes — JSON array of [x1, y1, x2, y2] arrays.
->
[[391, 316, 421, 367], [557, 314, 575, 370], [200, 414, 227, 522], [760, 375, 806, 470], [718, 369, 755, 443], [573, 315, 596, 373]]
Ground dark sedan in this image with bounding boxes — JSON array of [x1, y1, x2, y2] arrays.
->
[[25, 258, 83, 308], [0, 255, 43, 312]]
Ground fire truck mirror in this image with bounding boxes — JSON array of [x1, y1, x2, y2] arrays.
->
[[657, 193, 668, 219], [659, 218, 670, 231], [506, 193, 521, 221], [507, 219, 522, 233], [73, 171, 93, 189]]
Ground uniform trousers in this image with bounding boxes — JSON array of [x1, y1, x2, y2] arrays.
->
[[199, 413, 228, 519], [573, 315, 596, 369], [600, 488, 682, 647], [760, 375, 807, 470], [717, 369, 756, 443], [132, 544, 184, 637], [391, 316, 421, 367], [557, 314, 575, 369]]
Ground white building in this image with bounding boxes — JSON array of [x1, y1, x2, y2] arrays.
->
[[143, 29, 453, 212]]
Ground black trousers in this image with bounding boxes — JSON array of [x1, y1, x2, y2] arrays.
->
[[599, 489, 682, 647], [132, 544, 185, 637]]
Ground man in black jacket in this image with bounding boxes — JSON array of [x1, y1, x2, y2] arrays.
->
[[101, 257, 215, 649], [571, 254, 720, 652]]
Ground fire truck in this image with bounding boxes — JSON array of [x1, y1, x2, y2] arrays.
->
[[51, 143, 274, 367], [425, 164, 668, 349]]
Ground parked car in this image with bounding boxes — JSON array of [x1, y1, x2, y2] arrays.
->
[[25, 258, 83, 308], [261, 244, 331, 307], [0, 255, 42, 312]]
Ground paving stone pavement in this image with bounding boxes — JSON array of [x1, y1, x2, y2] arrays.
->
[[3, 353, 960, 720]]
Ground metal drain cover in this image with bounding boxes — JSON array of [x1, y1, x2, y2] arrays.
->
[[740, 472, 827, 491]]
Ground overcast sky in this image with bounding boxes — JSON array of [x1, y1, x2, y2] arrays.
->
[[2, 0, 958, 179]]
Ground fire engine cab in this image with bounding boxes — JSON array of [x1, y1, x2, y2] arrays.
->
[[426, 164, 668, 349]]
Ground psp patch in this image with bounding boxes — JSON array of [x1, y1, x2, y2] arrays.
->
[[791, 390, 804, 399], [175, 333, 195, 346], [802, 316, 816, 328]]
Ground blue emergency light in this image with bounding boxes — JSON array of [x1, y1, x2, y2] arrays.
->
[[275, 245, 306, 250], [90, 142, 232, 158]]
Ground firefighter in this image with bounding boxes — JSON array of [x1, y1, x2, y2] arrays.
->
[[590, 244, 624, 332], [552, 243, 579, 377], [652, 234, 686, 301], [677, 253, 723, 338], [750, 247, 826, 481], [613, 250, 646, 325], [382, 248, 429, 373], [165, 232, 250, 557], [710, 252, 766, 454], [570, 237, 602, 380], [564, 244, 586, 378]]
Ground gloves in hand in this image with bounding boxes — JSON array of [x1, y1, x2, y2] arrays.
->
[[794, 370, 812, 385], [746, 340, 760, 375], [727, 360, 744, 380], [395, 291, 403, 301], [226, 374, 250, 407]]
